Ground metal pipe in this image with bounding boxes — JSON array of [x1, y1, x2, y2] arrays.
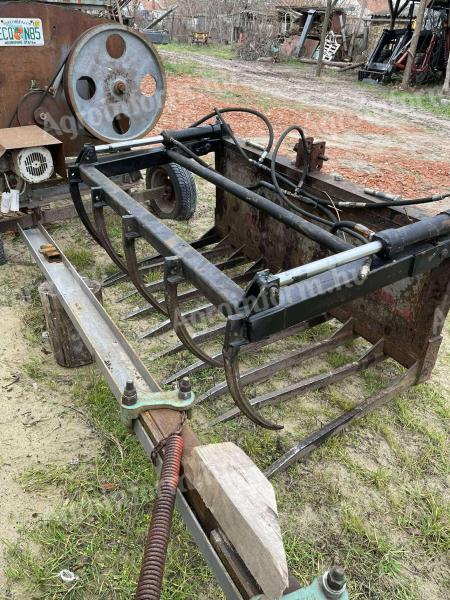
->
[[95, 124, 223, 153], [277, 241, 383, 287], [166, 151, 352, 254], [95, 135, 164, 153]]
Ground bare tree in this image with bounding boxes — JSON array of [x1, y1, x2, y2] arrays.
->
[[443, 52, 450, 95], [316, 0, 333, 77], [400, 0, 428, 90]]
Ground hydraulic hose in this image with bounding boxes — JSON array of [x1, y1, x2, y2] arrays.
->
[[271, 125, 309, 201], [336, 191, 450, 209], [190, 107, 275, 162]]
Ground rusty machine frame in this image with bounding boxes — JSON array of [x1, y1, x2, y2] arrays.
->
[[4, 4, 450, 598], [18, 107, 450, 599], [70, 118, 450, 467], [38, 113, 445, 597]]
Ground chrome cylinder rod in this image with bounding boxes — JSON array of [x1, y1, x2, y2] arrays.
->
[[95, 135, 164, 153], [277, 241, 383, 287]]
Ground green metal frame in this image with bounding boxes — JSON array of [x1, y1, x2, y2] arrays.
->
[[251, 573, 349, 600]]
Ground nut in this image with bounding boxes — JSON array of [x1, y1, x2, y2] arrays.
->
[[178, 377, 192, 400], [122, 380, 137, 406]]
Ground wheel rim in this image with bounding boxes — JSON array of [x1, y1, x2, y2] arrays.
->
[[64, 24, 166, 142], [150, 168, 176, 214]]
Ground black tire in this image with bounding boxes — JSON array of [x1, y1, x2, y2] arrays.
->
[[145, 163, 197, 221], [0, 235, 6, 266]]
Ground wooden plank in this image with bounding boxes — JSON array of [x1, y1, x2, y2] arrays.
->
[[184, 442, 289, 600]]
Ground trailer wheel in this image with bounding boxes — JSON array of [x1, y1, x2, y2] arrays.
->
[[0, 235, 6, 266], [145, 163, 197, 221]]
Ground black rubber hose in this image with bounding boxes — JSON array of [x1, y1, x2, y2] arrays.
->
[[190, 107, 274, 161], [167, 148, 352, 252], [212, 107, 253, 165], [338, 195, 450, 208], [330, 221, 368, 244], [331, 221, 363, 234], [254, 182, 367, 243], [271, 125, 309, 201]]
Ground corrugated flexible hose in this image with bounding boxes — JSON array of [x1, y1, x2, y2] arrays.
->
[[135, 433, 184, 600]]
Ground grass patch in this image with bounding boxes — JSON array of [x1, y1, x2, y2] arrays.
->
[[164, 42, 235, 60], [64, 246, 95, 271], [6, 370, 222, 599], [397, 487, 450, 553], [374, 87, 450, 118], [163, 58, 223, 81]]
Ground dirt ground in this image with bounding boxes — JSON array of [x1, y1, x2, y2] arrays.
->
[[0, 50, 449, 599], [0, 255, 98, 596], [156, 51, 450, 205]]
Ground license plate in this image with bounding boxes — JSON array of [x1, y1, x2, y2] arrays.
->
[[0, 18, 44, 46]]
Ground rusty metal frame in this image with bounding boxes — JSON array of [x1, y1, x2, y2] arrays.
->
[[68, 127, 450, 437]]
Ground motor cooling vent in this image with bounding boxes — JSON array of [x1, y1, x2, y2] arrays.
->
[[12, 147, 54, 184]]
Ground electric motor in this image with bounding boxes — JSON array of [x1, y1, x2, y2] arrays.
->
[[11, 146, 54, 184]]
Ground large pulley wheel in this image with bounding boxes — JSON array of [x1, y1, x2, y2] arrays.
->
[[145, 163, 197, 221], [64, 24, 166, 142]]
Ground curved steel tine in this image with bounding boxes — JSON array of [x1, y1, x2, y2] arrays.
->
[[122, 216, 168, 316], [164, 257, 223, 368], [223, 317, 283, 431], [70, 182, 104, 248], [91, 187, 129, 273], [103, 227, 224, 287], [117, 250, 246, 304]]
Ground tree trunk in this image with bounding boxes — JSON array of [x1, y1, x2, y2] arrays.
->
[[349, 0, 366, 59], [39, 280, 102, 368], [400, 0, 428, 90], [316, 0, 333, 77], [443, 52, 450, 95]]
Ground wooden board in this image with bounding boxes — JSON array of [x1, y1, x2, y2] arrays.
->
[[184, 442, 289, 600]]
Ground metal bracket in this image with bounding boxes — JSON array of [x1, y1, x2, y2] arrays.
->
[[121, 385, 195, 429], [165, 255, 186, 284], [242, 269, 280, 315], [410, 240, 450, 277], [251, 572, 349, 600], [68, 165, 81, 184], [122, 214, 141, 240], [76, 143, 98, 165], [91, 186, 107, 209]]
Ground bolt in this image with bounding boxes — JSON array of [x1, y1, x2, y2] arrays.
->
[[39, 112, 47, 121], [178, 377, 192, 400], [326, 566, 346, 592], [268, 286, 280, 307], [122, 380, 137, 406], [440, 248, 449, 259], [114, 80, 126, 95]]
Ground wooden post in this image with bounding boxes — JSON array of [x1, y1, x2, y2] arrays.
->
[[400, 0, 428, 90], [39, 280, 102, 368], [316, 0, 333, 77]]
